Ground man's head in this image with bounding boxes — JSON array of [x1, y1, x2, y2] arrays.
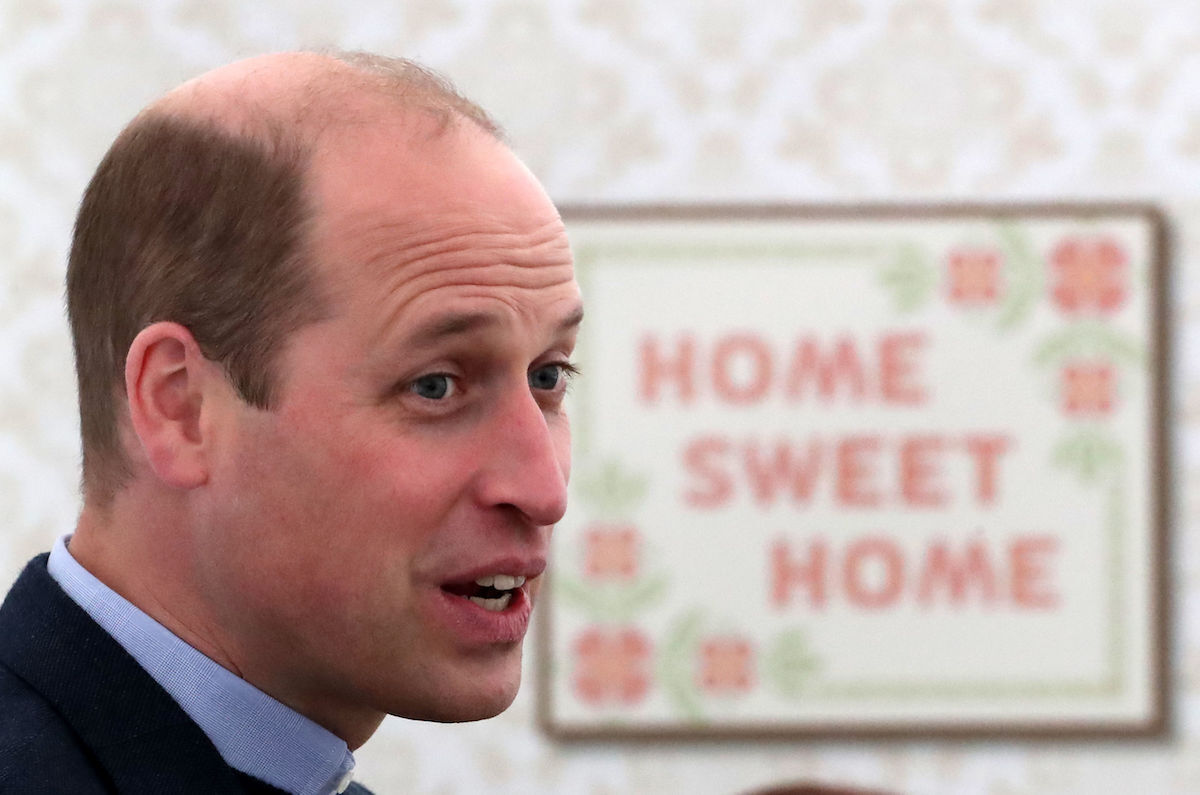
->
[[65, 52, 581, 744], [68, 52, 502, 504]]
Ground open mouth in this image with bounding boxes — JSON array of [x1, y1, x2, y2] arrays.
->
[[442, 574, 527, 612]]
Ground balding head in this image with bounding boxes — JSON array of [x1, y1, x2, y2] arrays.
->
[[151, 51, 502, 147], [66, 51, 502, 504]]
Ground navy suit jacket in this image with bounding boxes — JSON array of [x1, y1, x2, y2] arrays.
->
[[0, 554, 373, 794]]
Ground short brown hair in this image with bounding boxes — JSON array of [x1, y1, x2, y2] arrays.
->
[[66, 53, 501, 504], [67, 115, 320, 503]]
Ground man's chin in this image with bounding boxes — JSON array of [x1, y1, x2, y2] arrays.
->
[[399, 687, 519, 723], [391, 657, 523, 723], [432, 698, 515, 723]]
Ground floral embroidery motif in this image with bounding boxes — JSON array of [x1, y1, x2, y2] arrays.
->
[[1050, 236, 1127, 314], [696, 636, 755, 694], [572, 627, 652, 705], [946, 247, 1003, 305], [583, 524, 640, 580], [1061, 362, 1116, 415]]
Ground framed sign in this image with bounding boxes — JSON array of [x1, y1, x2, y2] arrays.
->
[[538, 204, 1168, 738]]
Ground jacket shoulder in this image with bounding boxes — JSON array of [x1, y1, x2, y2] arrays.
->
[[0, 660, 111, 792]]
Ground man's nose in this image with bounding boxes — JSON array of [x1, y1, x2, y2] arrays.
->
[[474, 387, 569, 527]]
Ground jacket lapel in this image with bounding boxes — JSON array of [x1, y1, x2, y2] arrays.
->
[[0, 554, 244, 793]]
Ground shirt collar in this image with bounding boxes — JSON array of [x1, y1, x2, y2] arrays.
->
[[47, 534, 357, 795]]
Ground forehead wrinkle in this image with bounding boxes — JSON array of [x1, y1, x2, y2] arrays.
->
[[343, 209, 572, 317], [319, 208, 571, 299], [372, 260, 578, 341], [386, 258, 575, 299], [353, 215, 570, 276]]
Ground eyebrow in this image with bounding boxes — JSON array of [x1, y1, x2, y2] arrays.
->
[[559, 305, 585, 331], [405, 304, 584, 348]]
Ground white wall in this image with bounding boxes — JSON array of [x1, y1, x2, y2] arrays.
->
[[1, 1, 1198, 792]]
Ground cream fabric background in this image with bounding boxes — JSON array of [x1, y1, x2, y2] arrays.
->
[[1, 0, 1198, 792]]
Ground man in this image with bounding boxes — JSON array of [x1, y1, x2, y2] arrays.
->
[[0, 51, 582, 794]]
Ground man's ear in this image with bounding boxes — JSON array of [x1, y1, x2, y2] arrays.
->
[[124, 321, 227, 490]]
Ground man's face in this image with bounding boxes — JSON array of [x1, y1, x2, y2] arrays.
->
[[195, 116, 581, 731]]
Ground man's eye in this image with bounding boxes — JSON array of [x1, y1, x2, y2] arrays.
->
[[529, 362, 576, 391], [410, 374, 455, 400]]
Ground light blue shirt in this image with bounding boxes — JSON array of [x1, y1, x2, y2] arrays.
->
[[47, 535, 357, 795]]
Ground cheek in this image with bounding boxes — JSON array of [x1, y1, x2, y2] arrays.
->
[[221, 414, 381, 556], [313, 426, 480, 553], [232, 406, 486, 576]]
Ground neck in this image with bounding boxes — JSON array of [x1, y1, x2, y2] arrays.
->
[[71, 489, 243, 673], [69, 490, 385, 750]]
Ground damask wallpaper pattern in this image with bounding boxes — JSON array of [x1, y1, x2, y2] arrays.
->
[[2, 1, 1199, 793]]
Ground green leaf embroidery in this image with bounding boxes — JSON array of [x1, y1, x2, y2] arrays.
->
[[764, 628, 821, 699], [657, 610, 706, 723], [1052, 430, 1124, 482], [576, 460, 649, 518], [1033, 322, 1144, 367], [878, 243, 934, 313], [555, 574, 668, 622], [994, 222, 1042, 331]]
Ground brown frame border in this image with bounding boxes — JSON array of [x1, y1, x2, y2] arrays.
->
[[536, 202, 1171, 742]]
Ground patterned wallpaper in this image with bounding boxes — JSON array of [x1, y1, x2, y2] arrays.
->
[[1, 0, 1199, 792]]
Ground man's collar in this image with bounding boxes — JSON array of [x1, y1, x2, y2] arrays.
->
[[48, 535, 357, 795], [0, 552, 242, 791]]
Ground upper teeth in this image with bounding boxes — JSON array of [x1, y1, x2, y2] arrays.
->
[[475, 574, 526, 590]]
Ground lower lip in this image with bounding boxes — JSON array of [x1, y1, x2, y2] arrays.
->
[[426, 586, 534, 646]]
